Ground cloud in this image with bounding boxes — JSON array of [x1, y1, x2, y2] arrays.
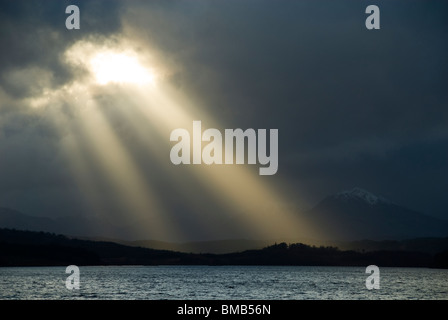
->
[[0, 0, 123, 98], [0, 0, 447, 241]]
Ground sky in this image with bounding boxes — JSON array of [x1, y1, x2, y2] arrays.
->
[[0, 0, 447, 241]]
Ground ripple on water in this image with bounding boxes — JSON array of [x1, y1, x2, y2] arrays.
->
[[0, 266, 447, 300]]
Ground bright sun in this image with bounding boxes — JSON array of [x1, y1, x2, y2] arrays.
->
[[89, 52, 156, 86]]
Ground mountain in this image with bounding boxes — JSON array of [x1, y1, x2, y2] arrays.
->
[[0, 207, 59, 232], [305, 187, 448, 241], [2, 187, 448, 246], [0, 207, 134, 239]]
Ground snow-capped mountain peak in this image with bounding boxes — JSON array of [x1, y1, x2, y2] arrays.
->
[[334, 187, 391, 205]]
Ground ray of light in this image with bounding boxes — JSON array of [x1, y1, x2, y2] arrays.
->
[[126, 84, 322, 240], [28, 37, 324, 243], [38, 81, 180, 240], [74, 98, 174, 240], [35, 88, 117, 237]]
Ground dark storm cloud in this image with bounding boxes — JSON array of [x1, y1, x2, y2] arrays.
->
[[124, 0, 448, 216], [0, 0, 447, 237], [125, 0, 448, 142], [0, 0, 124, 217], [0, 0, 123, 98]]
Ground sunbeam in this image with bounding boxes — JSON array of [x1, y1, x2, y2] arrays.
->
[[19, 37, 319, 242]]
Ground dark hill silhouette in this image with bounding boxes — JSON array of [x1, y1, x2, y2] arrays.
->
[[84, 238, 274, 254], [0, 228, 187, 266], [88, 236, 448, 255], [1, 228, 447, 268]]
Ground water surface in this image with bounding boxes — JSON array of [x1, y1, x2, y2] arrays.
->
[[0, 266, 447, 300]]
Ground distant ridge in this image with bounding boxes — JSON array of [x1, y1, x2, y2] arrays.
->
[[0, 207, 57, 232], [2, 187, 448, 247], [334, 187, 391, 205], [116, 239, 273, 254], [305, 187, 448, 241], [1, 228, 447, 268]]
